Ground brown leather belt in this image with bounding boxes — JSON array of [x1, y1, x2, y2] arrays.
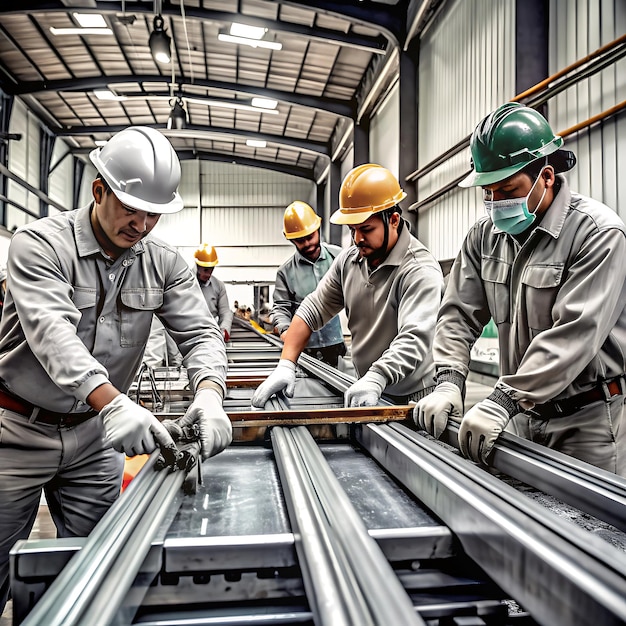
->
[[0, 388, 97, 427], [528, 378, 624, 419]]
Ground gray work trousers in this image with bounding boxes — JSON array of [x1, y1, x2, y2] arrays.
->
[[507, 394, 625, 476], [0, 409, 125, 615]]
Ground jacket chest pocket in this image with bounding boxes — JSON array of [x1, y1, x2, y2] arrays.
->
[[120, 289, 163, 347], [71, 287, 98, 335], [521, 264, 563, 334], [481, 258, 511, 324]]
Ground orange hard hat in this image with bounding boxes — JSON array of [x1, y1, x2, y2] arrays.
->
[[283, 201, 322, 239], [194, 244, 218, 267], [331, 164, 406, 225]]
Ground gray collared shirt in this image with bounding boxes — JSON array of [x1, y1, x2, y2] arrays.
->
[[199, 275, 233, 334], [435, 176, 626, 407], [271, 242, 344, 348], [0, 205, 227, 413], [296, 226, 443, 397]]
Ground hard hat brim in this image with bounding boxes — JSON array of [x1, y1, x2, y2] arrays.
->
[[330, 207, 378, 225], [458, 162, 529, 188], [195, 259, 218, 267], [113, 187, 184, 214]]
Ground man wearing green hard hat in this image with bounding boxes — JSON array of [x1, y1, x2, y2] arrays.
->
[[414, 102, 626, 476]]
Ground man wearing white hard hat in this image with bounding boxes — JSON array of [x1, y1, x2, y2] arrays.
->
[[0, 126, 231, 613], [252, 164, 443, 409]]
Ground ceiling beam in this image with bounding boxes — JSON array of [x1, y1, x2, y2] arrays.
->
[[5, 76, 354, 119]]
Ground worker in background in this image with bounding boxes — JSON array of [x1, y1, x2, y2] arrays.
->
[[271, 201, 346, 367], [252, 164, 443, 408], [414, 103, 626, 476], [194, 244, 234, 343], [0, 126, 232, 613]]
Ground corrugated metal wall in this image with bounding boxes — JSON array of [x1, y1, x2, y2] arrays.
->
[[48, 137, 73, 216], [415, 0, 625, 262], [549, 0, 626, 220], [415, 0, 516, 261], [6, 99, 42, 232], [151, 160, 316, 305]]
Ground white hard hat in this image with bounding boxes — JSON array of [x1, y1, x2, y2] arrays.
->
[[89, 126, 183, 214]]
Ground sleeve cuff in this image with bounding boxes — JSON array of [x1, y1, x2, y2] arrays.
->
[[487, 388, 521, 418], [436, 369, 466, 393]]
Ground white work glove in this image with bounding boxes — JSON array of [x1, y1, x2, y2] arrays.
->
[[413, 382, 463, 438], [344, 371, 386, 407], [251, 359, 296, 408], [100, 394, 179, 469], [177, 388, 232, 461], [458, 398, 511, 464]]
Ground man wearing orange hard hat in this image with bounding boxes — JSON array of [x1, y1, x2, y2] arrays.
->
[[252, 164, 443, 409], [271, 201, 346, 367], [194, 244, 233, 343]]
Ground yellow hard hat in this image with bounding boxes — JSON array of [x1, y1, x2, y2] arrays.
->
[[331, 164, 407, 225], [194, 244, 218, 267], [283, 201, 322, 240]]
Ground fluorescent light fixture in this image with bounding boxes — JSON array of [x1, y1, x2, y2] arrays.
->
[[73, 13, 107, 28], [94, 140, 108, 147], [217, 33, 282, 50], [183, 96, 279, 114], [251, 97, 277, 110], [50, 27, 113, 35], [229, 23, 266, 40], [93, 89, 126, 101], [246, 139, 267, 148]]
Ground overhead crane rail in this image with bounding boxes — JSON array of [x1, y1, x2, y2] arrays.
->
[[10, 319, 626, 626]]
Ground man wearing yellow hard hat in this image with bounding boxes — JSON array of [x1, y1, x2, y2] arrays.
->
[[194, 244, 234, 343], [252, 164, 443, 408], [271, 201, 346, 367]]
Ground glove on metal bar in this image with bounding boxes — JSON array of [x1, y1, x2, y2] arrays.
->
[[444, 420, 626, 533], [291, 426, 425, 626], [360, 423, 626, 626], [271, 427, 371, 626], [21, 448, 194, 626]]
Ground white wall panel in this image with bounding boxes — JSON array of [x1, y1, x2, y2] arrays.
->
[[6, 99, 41, 231], [415, 0, 516, 260], [549, 0, 626, 221], [370, 81, 400, 177], [48, 138, 73, 212]]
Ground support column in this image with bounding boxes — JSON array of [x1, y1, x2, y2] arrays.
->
[[399, 40, 419, 233]]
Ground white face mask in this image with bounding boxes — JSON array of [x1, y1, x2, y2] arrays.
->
[[484, 168, 547, 235]]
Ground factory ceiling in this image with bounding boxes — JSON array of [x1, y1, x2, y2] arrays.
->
[[0, 0, 433, 182]]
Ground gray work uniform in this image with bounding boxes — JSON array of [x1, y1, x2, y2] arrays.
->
[[436, 176, 626, 474], [0, 205, 227, 611], [296, 225, 443, 400], [199, 275, 233, 336], [272, 242, 344, 350]]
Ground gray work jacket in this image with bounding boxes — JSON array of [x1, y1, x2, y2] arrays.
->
[[200, 276, 233, 334], [296, 226, 443, 397], [271, 242, 344, 349], [0, 205, 227, 413], [435, 176, 626, 407]]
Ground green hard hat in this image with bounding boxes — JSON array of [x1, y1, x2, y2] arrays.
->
[[459, 102, 563, 188]]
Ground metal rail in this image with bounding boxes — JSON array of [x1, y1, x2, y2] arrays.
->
[[290, 426, 424, 625], [443, 420, 626, 533], [271, 427, 371, 625], [21, 447, 198, 626], [358, 422, 626, 626]]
